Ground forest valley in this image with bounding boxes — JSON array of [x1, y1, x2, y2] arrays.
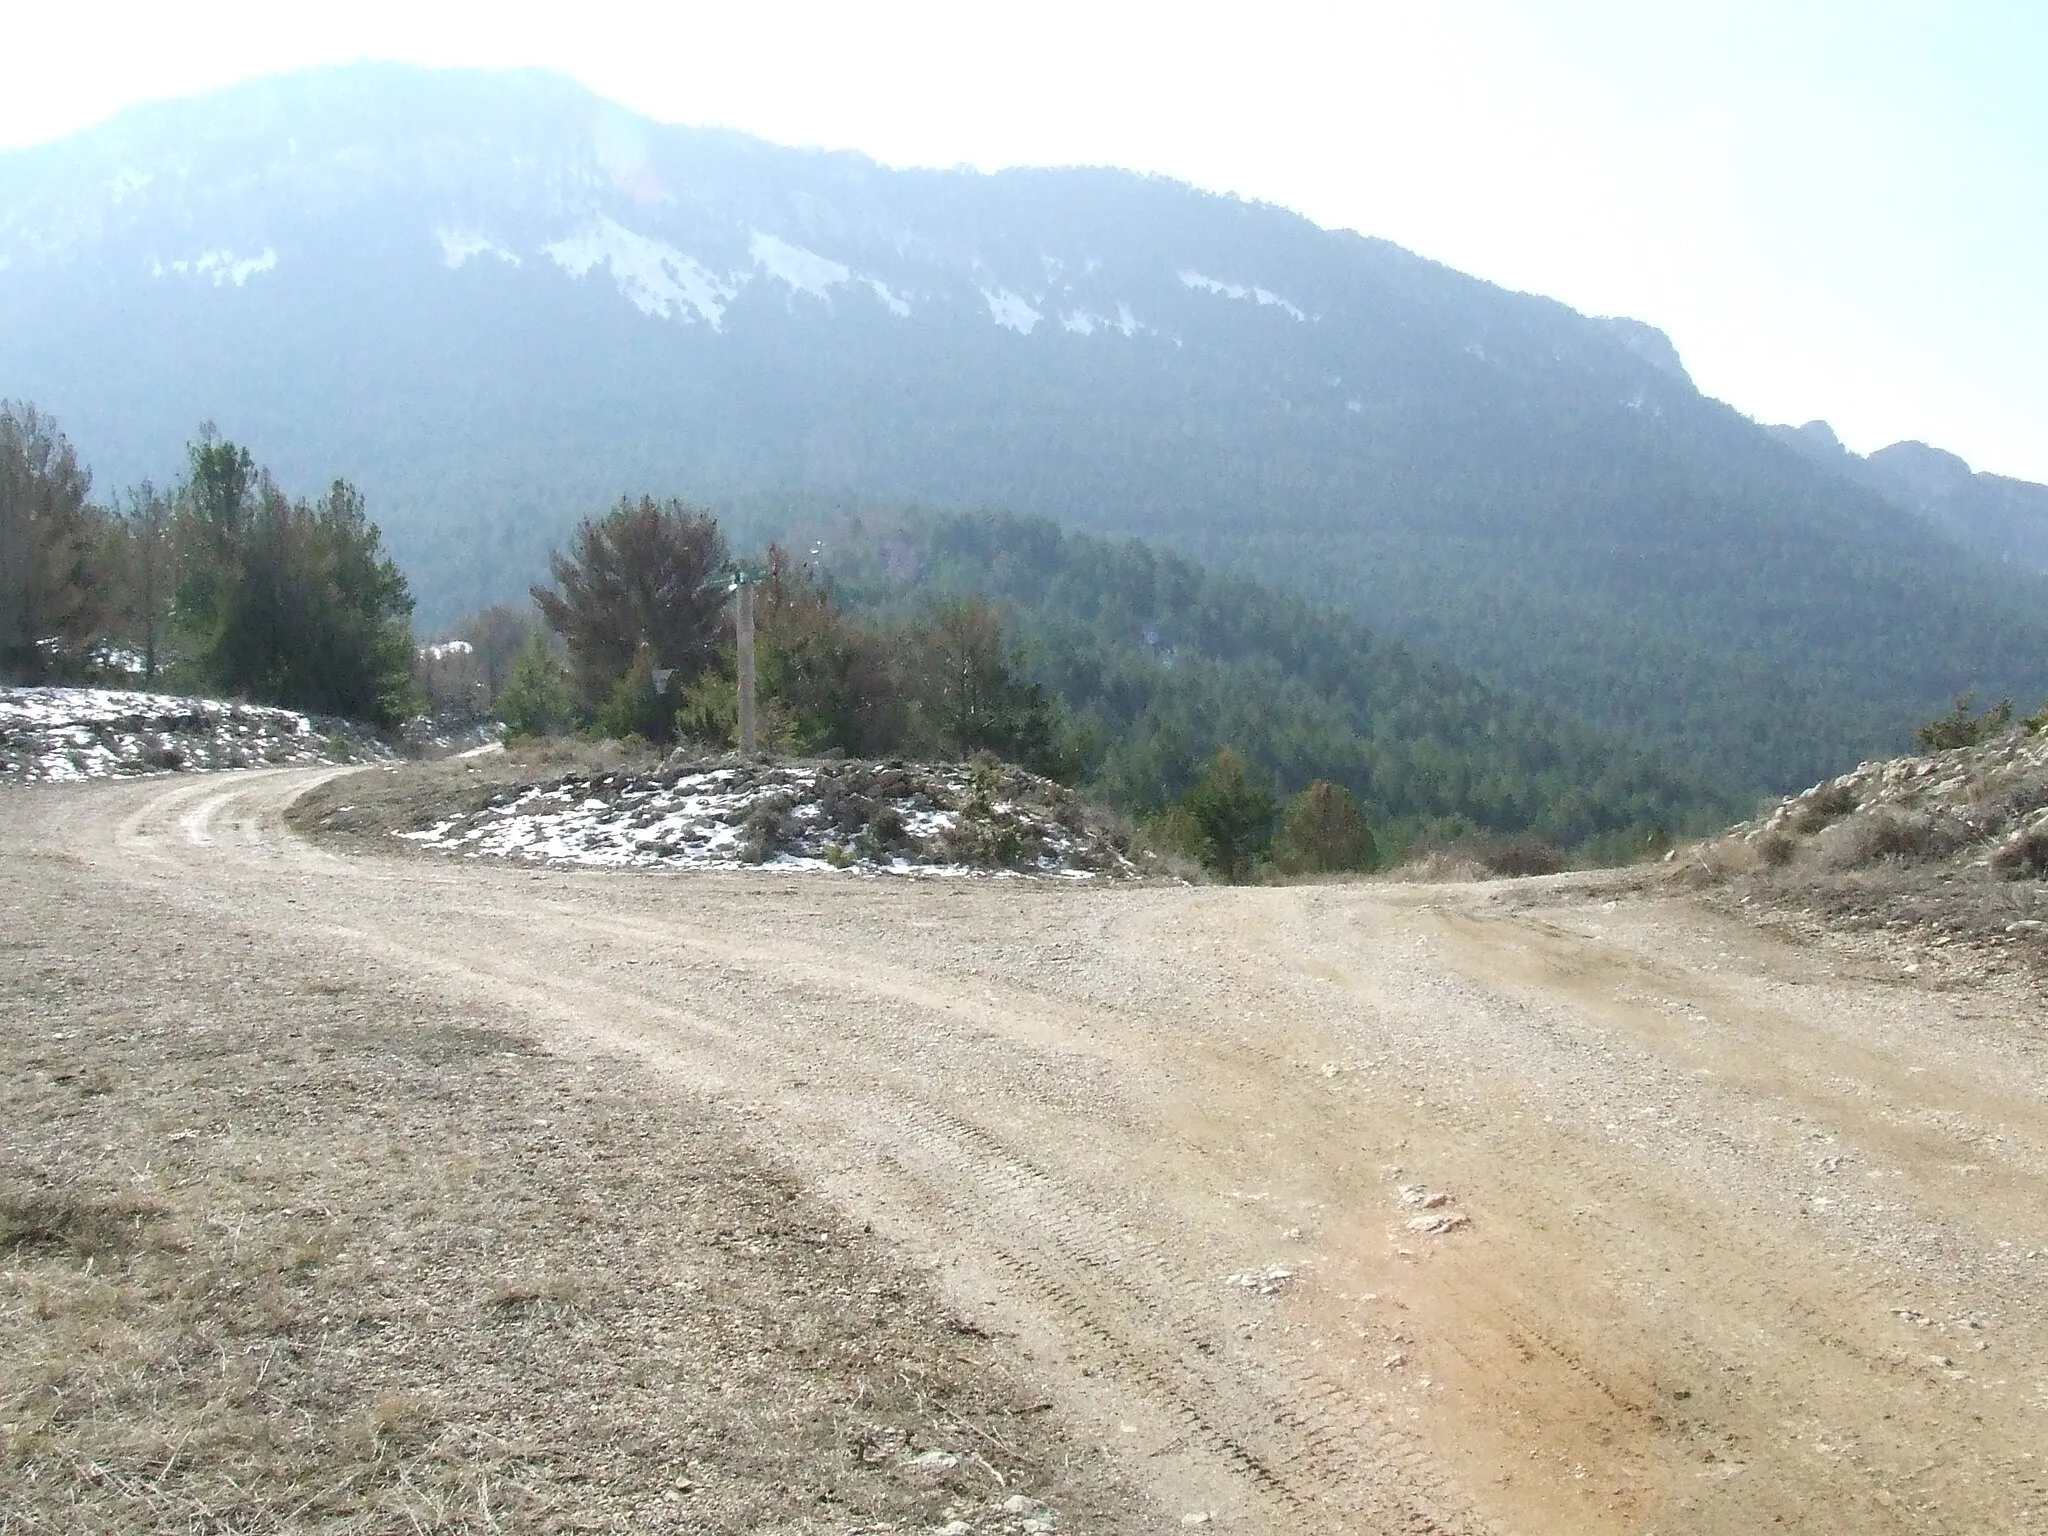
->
[[5, 399, 1793, 880]]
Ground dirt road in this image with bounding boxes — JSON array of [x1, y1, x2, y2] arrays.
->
[[10, 766, 2048, 1532]]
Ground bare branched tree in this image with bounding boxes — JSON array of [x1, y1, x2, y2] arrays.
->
[[0, 402, 105, 682]]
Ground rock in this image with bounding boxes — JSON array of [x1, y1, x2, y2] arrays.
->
[[1406, 1211, 1470, 1234], [1227, 1265, 1296, 1295]]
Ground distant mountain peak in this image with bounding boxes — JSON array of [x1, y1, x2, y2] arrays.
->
[[1769, 421, 2048, 573], [1596, 317, 1692, 387], [1866, 439, 1975, 495], [1787, 419, 1845, 454]]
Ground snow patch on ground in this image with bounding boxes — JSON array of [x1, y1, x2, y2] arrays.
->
[[982, 288, 1043, 335], [437, 229, 521, 269], [0, 688, 387, 785], [544, 218, 734, 326], [399, 759, 1140, 880]]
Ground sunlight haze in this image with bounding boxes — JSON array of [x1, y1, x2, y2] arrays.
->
[[6, 0, 2042, 480]]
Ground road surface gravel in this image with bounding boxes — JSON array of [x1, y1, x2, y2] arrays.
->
[[8, 765, 2047, 1533]]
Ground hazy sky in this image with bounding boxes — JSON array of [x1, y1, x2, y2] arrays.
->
[[7, 1, 2043, 480]]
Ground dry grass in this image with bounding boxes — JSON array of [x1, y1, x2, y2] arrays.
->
[[0, 843, 1140, 1533], [1670, 737, 2048, 974], [1387, 839, 1566, 883]]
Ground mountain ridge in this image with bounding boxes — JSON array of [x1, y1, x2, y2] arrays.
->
[[1767, 419, 2048, 574], [3, 62, 2043, 796]]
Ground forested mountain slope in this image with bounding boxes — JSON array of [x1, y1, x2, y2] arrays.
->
[[3, 63, 2043, 794], [818, 510, 1736, 852]]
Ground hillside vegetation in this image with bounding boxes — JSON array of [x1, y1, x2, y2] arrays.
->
[[1678, 701, 2048, 974], [817, 511, 1733, 857]]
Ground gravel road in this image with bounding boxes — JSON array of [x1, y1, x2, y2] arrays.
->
[[9, 766, 2048, 1533]]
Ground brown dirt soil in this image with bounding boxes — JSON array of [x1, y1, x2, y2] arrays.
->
[[7, 766, 2048, 1533]]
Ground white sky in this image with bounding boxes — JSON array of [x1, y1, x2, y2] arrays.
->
[[7, 0, 2044, 481]]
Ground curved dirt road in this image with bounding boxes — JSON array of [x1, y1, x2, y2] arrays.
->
[[15, 766, 2048, 1532]]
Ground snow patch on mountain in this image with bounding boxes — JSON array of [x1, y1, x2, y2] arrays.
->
[[1179, 270, 1305, 321], [748, 231, 849, 300], [1061, 303, 1142, 338], [544, 217, 733, 326], [1253, 287, 1306, 321], [867, 278, 912, 317], [157, 248, 278, 287], [107, 167, 153, 202], [983, 287, 1042, 335], [437, 228, 520, 269]]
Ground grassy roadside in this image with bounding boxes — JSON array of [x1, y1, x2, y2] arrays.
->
[[0, 822, 1145, 1533]]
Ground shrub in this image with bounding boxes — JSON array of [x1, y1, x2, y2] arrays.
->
[[593, 646, 679, 745], [496, 631, 578, 738], [1791, 780, 1857, 834], [1474, 839, 1566, 878], [1276, 780, 1378, 875], [1832, 811, 1957, 867], [737, 793, 797, 864], [1753, 829, 1796, 867], [1991, 826, 2048, 880], [1176, 748, 1277, 883], [1916, 694, 2013, 752]]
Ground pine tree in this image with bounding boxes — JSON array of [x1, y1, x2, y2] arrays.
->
[[532, 497, 729, 713], [1180, 747, 1277, 883]]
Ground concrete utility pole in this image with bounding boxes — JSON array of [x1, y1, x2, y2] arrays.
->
[[724, 563, 769, 756], [735, 577, 758, 756]]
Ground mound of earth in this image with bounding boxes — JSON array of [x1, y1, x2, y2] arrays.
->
[[392, 756, 1145, 878], [0, 687, 389, 785], [1678, 726, 2048, 972]]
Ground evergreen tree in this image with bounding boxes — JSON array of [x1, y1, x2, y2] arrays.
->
[[754, 551, 904, 756], [1180, 748, 1277, 883], [172, 434, 416, 725], [496, 630, 578, 738], [532, 496, 729, 712], [911, 595, 1077, 777], [0, 402, 106, 681], [1276, 780, 1378, 874]]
